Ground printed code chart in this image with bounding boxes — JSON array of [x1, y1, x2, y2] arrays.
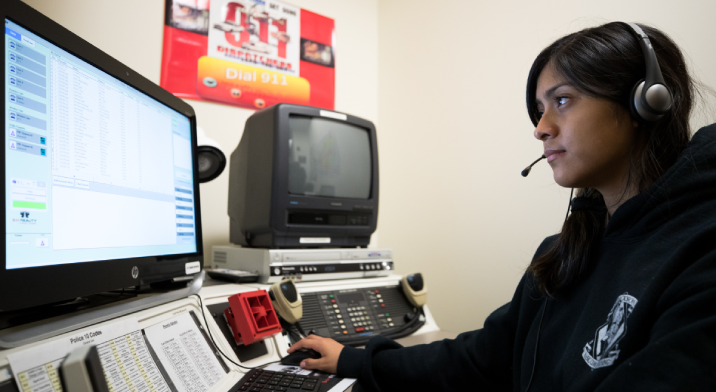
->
[[97, 331, 170, 392]]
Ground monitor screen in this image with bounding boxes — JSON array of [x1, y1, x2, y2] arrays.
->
[[5, 19, 197, 270], [287, 115, 371, 199]]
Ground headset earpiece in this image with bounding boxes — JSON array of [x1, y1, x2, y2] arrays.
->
[[631, 78, 673, 122], [624, 22, 673, 122]]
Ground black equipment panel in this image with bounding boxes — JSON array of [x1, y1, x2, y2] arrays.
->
[[298, 285, 424, 346]]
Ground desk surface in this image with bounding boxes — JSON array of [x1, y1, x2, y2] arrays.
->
[[0, 275, 454, 392], [396, 330, 458, 346]]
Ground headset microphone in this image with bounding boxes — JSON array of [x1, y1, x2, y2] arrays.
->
[[521, 155, 546, 177]]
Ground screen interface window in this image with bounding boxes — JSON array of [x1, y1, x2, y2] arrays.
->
[[5, 19, 197, 270], [288, 115, 371, 199]]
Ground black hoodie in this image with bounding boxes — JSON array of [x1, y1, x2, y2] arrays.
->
[[337, 124, 716, 391]]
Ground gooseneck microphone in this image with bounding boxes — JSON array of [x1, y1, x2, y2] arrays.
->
[[521, 155, 546, 177]]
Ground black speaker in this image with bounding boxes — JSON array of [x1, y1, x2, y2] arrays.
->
[[197, 127, 226, 183]]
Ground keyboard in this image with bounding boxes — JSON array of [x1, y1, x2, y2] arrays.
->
[[235, 369, 322, 392]]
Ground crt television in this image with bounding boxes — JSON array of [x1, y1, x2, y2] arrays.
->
[[228, 104, 378, 248], [1, 0, 203, 311]]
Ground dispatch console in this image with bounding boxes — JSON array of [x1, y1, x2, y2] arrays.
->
[[0, 3, 444, 392]]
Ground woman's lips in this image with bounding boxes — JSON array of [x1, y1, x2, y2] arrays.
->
[[544, 150, 566, 163]]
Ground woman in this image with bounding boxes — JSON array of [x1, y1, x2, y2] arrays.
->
[[287, 22, 716, 390]]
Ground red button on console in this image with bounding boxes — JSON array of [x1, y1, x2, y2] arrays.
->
[[355, 327, 365, 332]]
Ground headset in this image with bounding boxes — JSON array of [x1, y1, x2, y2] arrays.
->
[[521, 23, 672, 392]]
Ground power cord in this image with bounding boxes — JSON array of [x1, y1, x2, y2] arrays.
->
[[192, 294, 282, 370]]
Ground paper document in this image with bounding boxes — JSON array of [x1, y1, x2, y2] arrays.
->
[[96, 331, 171, 392], [7, 319, 143, 392], [262, 364, 356, 392], [143, 313, 226, 392]]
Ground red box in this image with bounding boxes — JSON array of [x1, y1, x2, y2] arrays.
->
[[224, 290, 282, 346]]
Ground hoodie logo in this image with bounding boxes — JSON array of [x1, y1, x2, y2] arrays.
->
[[582, 293, 638, 369]]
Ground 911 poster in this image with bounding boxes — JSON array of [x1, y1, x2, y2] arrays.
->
[[160, 0, 335, 110]]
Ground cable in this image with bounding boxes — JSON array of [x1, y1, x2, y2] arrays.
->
[[524, 299, 548, 392], [564, 188, 574, 223], [192, 294, 282, 370], [295, 321, 308, 338], [525, 173, 572, 390]]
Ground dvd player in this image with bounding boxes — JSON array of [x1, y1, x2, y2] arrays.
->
[[211, 246, 394, 283]]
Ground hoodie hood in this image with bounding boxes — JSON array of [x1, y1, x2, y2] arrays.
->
[[605, 123, 716, 239]]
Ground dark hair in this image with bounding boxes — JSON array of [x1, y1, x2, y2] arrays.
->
[[525, 22, 695, 295]]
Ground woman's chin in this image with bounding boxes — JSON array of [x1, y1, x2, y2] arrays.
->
[[552, 172, 581, 189]]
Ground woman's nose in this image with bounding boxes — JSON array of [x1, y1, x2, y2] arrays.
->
[[533, 114, 557, 141]]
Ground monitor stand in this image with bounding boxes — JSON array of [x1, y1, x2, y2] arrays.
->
[[0, 272, 204, 349]]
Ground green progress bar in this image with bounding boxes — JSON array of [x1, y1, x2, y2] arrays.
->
[[12, 201, 46, 209]]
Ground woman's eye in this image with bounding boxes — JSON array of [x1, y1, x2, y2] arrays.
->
[[556, 97, 569, 106]]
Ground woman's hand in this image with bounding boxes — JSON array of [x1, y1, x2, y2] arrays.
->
[[286, 335, 345, 373]]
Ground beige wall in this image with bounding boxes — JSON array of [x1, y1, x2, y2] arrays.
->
[[21, 0, 716, 335], [377, 0, 716, 333]]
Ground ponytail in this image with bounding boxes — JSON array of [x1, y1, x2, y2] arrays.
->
[[527, 189, 607, 295]]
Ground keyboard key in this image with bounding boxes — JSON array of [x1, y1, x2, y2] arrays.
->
[[302, 384, 316, 390]]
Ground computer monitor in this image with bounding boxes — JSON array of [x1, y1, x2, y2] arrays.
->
[[1, 1, 203, 311], [228, 104, 378, 248]]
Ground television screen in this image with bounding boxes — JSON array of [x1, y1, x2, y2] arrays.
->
[[287, 115, 371, 199]]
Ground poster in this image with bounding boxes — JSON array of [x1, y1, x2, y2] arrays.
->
[[160, 0, 335, 110]]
